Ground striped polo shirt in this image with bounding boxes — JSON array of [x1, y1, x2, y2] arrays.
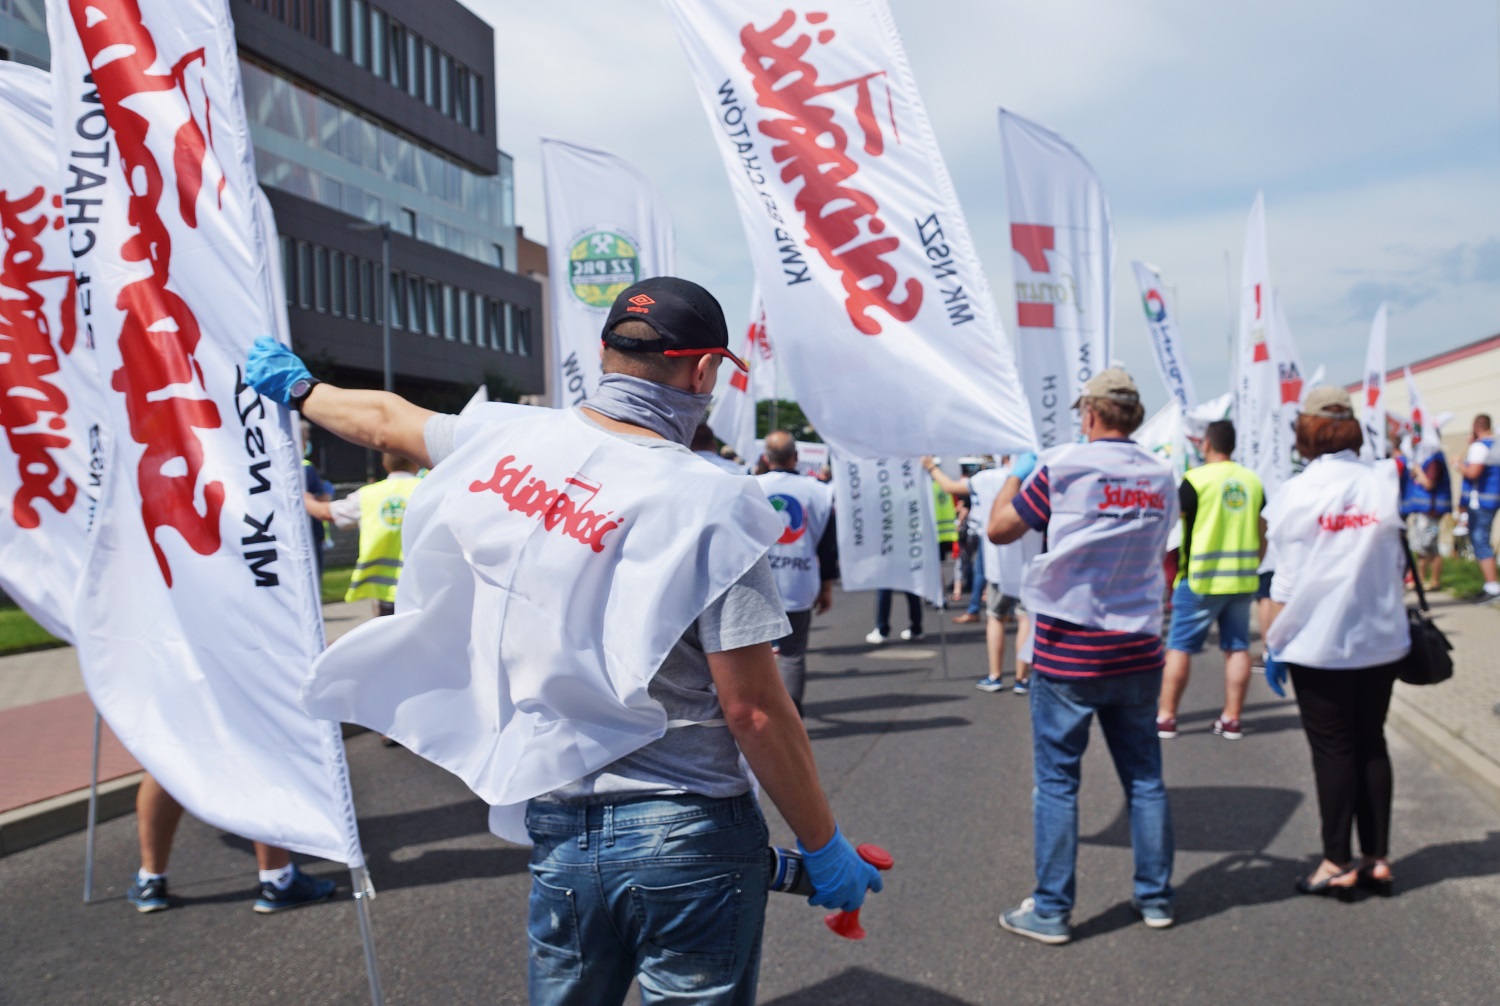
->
[[1013, 464, 1166, 680]]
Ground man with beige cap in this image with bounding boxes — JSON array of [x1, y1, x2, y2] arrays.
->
[[985, 367, 1179, 944]]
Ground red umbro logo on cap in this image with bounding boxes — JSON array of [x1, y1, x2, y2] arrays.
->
[[628, 294, 655, 307]]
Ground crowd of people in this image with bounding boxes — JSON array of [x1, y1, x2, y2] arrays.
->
[[106, 270, 1492, 1004]]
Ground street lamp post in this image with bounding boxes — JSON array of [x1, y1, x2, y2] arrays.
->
[[349, 221, 393, 393]]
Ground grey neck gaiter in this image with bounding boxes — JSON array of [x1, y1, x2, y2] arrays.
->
[[584, 373, 712, 447]]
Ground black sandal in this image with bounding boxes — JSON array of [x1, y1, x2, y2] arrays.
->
[[1295, 865, 1357, 901], [1356, 863, 1395, 898]]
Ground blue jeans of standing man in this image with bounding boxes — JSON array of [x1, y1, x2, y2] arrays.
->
[[967, 546, 986, 615], [525, 793, 770, 1006], [1029, 669, 1174, 919]]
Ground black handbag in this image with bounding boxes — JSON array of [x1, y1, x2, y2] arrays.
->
[[1397, 535, 1454, 686]]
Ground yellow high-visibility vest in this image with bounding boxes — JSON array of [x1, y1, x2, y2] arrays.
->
[[346, 475, 421, 603], [932, 481, 958, 546], [1178, 461, 1263, 595]]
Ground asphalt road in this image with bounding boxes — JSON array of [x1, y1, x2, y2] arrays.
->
[[3, 589, 1499, 1005]]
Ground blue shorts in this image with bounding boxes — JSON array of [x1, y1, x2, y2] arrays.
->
[[1167, 581, 1253, 654], [1472, 508, 1497, 561]]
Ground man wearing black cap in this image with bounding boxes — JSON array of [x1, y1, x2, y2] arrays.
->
[[246, 276, 881, 1005]]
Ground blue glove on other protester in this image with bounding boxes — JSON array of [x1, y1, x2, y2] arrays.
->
[[1009, 451, 1039, 484], [797, 825, 883, 912], [246, 336, 313, 406], [1264, 651, 1288, 698]]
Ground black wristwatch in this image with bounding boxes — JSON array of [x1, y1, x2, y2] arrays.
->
[[289, 377, 321, 411]]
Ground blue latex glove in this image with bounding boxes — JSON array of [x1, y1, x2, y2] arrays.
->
[[246, 336, 313, 406], [798, 825, 883, 912], [1264, 651, 1288, 698], [1009, 451, 1039, 483]]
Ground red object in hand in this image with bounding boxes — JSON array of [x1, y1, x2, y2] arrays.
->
[[825, 844, 894, 940]]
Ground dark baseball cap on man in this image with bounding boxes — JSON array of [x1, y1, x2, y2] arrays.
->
[[600, 277, 748, 372]]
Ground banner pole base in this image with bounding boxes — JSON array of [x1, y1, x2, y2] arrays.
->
[[352, 867, 386, 1006], [83, 711, 102, 903]]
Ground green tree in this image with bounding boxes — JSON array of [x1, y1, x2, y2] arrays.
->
[[757, 399, 820, 442]]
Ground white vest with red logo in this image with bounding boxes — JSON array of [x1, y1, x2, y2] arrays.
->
[[1021, 441, 1178, 634], [755, 469, 833, 612], [1264, 452, 1408, 668], [304, 404, 783, 843]]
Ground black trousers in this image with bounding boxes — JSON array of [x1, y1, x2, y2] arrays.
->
[[1288, 661, 1401, 864], [776, 609, 814, 715], [875, 590, 923, 636]]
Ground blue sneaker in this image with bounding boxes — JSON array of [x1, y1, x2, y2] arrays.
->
[[1133, 897, 1174, 929], [126, 874, 170, 913], [1012, 680, 1030, 696], [253, 865, 336, 914], [999, 897, 1070, 945], [975, 676, 1006, 693]]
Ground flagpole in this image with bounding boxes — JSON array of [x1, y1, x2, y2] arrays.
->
[[351, 868, 386, 1005], [937, 601, 950, 680], [83, 710, 101, 903]]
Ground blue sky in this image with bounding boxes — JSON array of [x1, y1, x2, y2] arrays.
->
[[472, 0, 1500, 413]]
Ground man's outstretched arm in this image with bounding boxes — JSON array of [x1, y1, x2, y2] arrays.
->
[[247, 337, 437, 468]]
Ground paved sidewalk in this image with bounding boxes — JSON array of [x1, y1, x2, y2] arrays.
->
[[0, 602, 376, 837], [1388, 594, 1500, 810]]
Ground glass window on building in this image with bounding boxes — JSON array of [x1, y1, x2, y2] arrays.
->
[[516, 307, 532, 356], [389, 270, 404, 329], [454, 66, 469, 126], [468, 73, 483, 132], [346, 256, 361, 321], [438, 52, 453, 116], [331, 251, 346, 316], [349, 0, 367, 67], [387, 21, 405, 89], [330, 0, 347, 55], [297, 241, 313, 309], [369, 8, 386, 78], [427, 281, 443, 337], [314, 245, 330, 312], [456, 289, 469, 345], [360, 260, 374, 322], [425, 43, 440, 108], [406, 32, 422, 100], [280, 236, 296, 305], [399, 207, 416, 238], [502, 301, 516, 353], [407, 276, 424, 333]]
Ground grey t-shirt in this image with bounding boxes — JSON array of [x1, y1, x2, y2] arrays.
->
[[423, 410, 790, 801]]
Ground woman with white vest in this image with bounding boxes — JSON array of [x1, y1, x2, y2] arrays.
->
[[1264, 385, 1410, 900]]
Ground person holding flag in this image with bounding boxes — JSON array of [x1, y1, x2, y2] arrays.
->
[[1458, 414, 1500, 603], [247, 276, 881, 1004], [1399, 430, 1452, 593]]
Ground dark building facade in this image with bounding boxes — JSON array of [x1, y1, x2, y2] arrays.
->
[[3, 0, 543, 480]]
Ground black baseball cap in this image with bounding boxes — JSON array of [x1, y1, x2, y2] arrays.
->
[[600, 277, 747, 372]]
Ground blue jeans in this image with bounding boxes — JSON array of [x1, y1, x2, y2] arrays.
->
[[967, 546, 986, 615], [525, 793, 769, 1006], [1471, 507, 1497, 561], [1029, 670, 1174, 918]]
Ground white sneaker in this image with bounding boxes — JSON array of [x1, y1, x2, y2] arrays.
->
[[899, 629, 924, 641], [865, 629, 888, 645]]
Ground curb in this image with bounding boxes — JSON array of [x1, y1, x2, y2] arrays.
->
[[0, 773, 143, 857], [0, 724, 369, 858], [1388, 694, 1500, 816]]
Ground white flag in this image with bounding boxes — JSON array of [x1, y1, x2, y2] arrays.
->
[[831, 455, 943, 606], [1234, 192, 1279, 480], [708, 289, 773, 464], [1361, 303, 1389, 459], [542, 138, 674, 408], [663, 1, 1036, 458], [1404, 366, 1434, 461], [1000, 109, 1115, 448], [47, 0, 363, 866], [1130, 261, 1196, 411], [1262, 287, 1306, 493], [0, 62, 106, 644]]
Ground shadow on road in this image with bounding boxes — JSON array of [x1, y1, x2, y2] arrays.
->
[[1082, 785, 1303, 852], [801, 692, 971, 741], [762, 967, 977, 1005], [218, 798, 528, 892], [1395, 830, 1500, 893]]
